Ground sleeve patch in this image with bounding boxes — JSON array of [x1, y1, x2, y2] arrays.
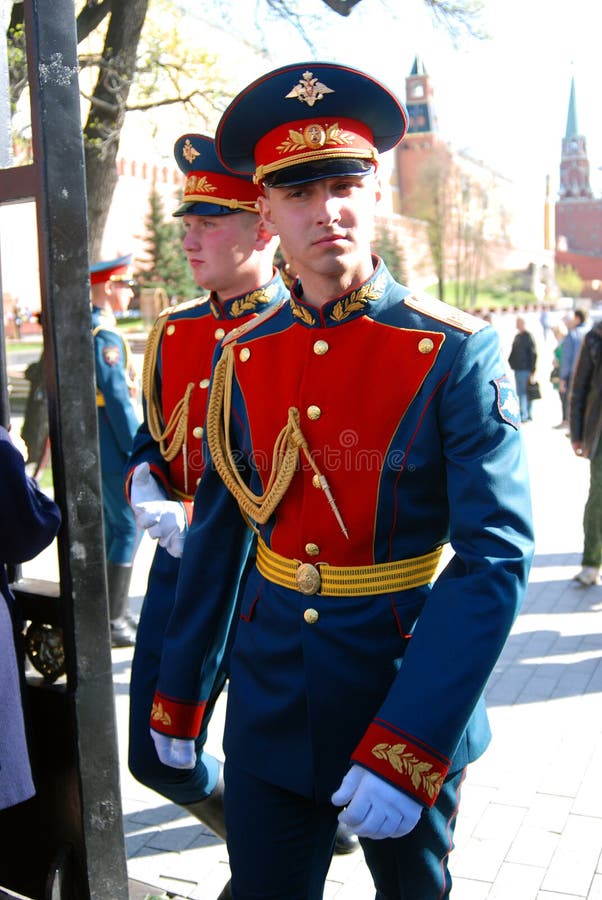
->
[[494, 375, 521, 428], [102, 345, 122, 366]]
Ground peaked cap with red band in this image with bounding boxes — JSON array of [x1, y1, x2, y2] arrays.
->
[[215, 62, 408, 187], [173, 133, 260, 217], [89, 253, 135, 286]]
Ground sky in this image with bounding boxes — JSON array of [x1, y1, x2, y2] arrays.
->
[[176, 0, 602, 206]]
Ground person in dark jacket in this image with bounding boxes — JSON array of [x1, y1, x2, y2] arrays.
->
[[569, 319, 602, 585], [0, 426, 61, 810], [508, 316, 538, 423]]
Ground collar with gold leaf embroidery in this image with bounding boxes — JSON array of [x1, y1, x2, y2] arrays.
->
[[289, 265, 387, 328]]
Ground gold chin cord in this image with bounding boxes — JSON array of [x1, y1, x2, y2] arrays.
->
[[205, 343, 349, 539]]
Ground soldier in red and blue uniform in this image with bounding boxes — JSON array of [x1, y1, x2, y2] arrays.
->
[[149, 64, 534, 899], [90, 254, 141, 647], [125, 135, 297, 867]]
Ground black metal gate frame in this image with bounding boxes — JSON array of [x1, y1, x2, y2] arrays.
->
[[0, 2, 128, 897]]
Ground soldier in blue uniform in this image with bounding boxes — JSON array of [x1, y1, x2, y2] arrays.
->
[[124, 135, 282, 863], [90, 254, 141, 647], [149, 63, 534, 899]]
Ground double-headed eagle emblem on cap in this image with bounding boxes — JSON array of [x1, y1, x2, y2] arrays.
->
[[182, 138, 201, 164], [285, 70, 334, 107]]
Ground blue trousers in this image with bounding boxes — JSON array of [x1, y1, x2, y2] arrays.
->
[[128, 545, 224, 804], [223, 759, 466, 899], [513, 369, 532, 422]]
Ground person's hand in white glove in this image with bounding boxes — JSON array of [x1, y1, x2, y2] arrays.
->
[[150, 730, 196, 770], [331, 765, 423, 839], [130, 462, 187, 558]]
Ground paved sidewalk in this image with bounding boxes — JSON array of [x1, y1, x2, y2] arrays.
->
[[110, 363, 602, 899]]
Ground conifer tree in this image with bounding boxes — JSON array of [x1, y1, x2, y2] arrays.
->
[[141, 186, 198, 302], [373, 222, 408, 285]]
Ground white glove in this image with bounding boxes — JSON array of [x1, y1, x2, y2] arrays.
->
[[134, 500, 187, 558], [150, 730, 196, 770], [130, 463, 187, 558], [331, 765, 423, 839], [130, 462, 168, 506]]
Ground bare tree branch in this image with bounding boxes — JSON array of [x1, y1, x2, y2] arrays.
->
[[76, 0, 112, 43]]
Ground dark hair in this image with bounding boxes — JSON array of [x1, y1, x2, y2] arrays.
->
[[574, 308, 588, 325]]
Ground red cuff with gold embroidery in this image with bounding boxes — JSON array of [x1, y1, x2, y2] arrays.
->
[[351, 719, 450, 807], [150, 690, 206, 739]]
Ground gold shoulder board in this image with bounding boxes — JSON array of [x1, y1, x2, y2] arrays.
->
[[157, 295, 208, 319], [222, 298, 286, 347], [404, 294, 487, 334]]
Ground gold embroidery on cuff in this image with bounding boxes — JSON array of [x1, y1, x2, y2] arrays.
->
[[151, 701, 172, 727], [371, 742, 444, 801]]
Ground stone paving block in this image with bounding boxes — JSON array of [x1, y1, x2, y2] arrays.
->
[[127, 802, 189, 827], [541, 814, 602, 896], [573, 740, 602, 818], [188, 862, 232, 900], [125, 826, 162, 858], [523, 794, 572, 832], [327, 859, 374, 898], [451, 803, 526, 881], [536, 893, 585, 899], [447, 876, 491, 899], [506, 823, 560, 868], [588, 873, 602, 898], [488, 861, 545, 898], [518, 670, 563, 704], [144, 822, 207, 853]]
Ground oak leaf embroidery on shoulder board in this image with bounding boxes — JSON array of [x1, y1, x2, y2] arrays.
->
[[151, 701, 172, 727], [290, 296, 317, 326], [330, 273, 386, 322], [371, 742, 444, 800], [230, 285, 277, 318]]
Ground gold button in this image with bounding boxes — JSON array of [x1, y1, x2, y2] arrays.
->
[[240, 347, 251, 362], [313, 340, 329, 355], [166, 324, 176, 336], [214, 327, 225, 340], [193, 426, 203, 439], [199, 378, 210, 389], [296, 563, 321, 595], [304, 608, 319, 624], [307, 405, 321, 421], [418, 338, 434, 354], [312, 474, 322, 489], [305, 542, 320, 556]]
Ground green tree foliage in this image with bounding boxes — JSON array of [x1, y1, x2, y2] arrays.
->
[[555, 264, 583, 299], [373, 223, 407, 284], [141, 187, 198, 302]]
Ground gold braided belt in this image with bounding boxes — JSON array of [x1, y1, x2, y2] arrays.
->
[[256, 537, 443, 597]]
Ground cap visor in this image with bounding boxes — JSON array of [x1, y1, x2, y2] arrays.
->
[[172, 200, 241, 217], [264, 158, 375, 188]]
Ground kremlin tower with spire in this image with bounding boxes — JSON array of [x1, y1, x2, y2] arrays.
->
[[555, 76, 602, 300]]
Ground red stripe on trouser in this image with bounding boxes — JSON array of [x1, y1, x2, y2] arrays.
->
[[437, 766, 467, 900]]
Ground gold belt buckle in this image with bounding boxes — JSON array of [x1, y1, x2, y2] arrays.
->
[[295, 563, 321, 595]]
